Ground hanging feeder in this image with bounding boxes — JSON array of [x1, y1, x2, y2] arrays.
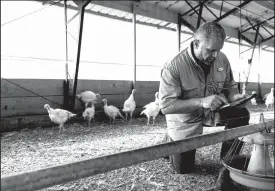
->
[[222, 113, 274, 190]]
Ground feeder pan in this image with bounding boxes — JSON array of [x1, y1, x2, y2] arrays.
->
[[222, 115, 274, 190], [222, 155, 274, 190]]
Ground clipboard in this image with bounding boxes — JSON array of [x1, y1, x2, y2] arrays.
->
[[218, 93, 257, 111]]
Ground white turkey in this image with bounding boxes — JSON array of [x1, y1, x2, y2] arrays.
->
[[140, 92, 160, 126], [76, 91, 101, 108], [122, 89, 136, 121], [102, 99, 124, 123], [44, 104, 77, 132], [82, 104, 95, 127], [265, 88, 274, 111], [250, 91, 257, 110]]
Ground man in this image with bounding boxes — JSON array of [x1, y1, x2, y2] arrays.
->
[[159, 22, 250, 190]]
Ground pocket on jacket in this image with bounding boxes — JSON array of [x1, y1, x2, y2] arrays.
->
[[207, 81, 225, 94]]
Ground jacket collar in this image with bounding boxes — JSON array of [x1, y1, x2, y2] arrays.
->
[[187, 41, 198, 65]]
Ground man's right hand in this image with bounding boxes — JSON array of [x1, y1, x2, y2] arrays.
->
[[201, 95, 228, 111]]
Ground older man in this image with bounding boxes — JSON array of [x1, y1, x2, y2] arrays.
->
[[159, 22, 250, 189]]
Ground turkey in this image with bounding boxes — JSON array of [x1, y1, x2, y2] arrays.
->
[[44, 104, 76, 132], [102, 99, 124, 123], [250, 91, 257, 110], [122, 89, 136, 121], [76, 91, 101, 108], [265, 88, 274, 111], [140, 92, 160, 126], [82, 104, 95, 127]]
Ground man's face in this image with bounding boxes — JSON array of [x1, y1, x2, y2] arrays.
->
[[194, 37, 224, 65]]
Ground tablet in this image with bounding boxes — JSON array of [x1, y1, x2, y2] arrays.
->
[[218, 93, 257, 110]]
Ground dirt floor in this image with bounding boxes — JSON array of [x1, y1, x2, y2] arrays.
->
[[1, 104, 274, 191]]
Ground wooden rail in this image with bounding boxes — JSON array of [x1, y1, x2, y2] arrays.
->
[[1, 120, 274, 191]]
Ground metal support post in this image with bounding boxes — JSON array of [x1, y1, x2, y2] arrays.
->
[[243, 24, 260, 93], [214, 0, 253, 22], [71, 0, 92, 111], [132, 4, 137, 89], [63, 0, 69, 110], [197, 0, 204, 29]]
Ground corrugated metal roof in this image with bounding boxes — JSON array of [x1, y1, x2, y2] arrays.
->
[[35, 0, 274, 47]]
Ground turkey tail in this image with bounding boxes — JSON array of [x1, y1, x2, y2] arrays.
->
[[68, 112, 77, 118], [122, 108, 130, 112], [118, 111, 125, 119]]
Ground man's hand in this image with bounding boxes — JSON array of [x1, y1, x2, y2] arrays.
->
[[226, 88, 246, 103], [201, 95, 228, 111], [231, 93, 246, 101]]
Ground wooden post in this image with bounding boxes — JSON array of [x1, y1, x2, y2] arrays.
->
[[132, 4, 137, 89], [1, 120, 273, 191]]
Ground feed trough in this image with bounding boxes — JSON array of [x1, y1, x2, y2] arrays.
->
[[222, 114, 274, 190]]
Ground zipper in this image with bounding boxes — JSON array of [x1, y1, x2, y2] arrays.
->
[[195, 65, 207, 118], [203, 72, 207, 119]]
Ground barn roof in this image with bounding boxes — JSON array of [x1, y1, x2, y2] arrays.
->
[[35, 0, 274, 49]]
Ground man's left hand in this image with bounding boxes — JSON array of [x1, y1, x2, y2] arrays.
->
[[231, 93, 246, 101]]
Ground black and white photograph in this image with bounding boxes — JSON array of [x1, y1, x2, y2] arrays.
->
[[1, 1, 274, 191]]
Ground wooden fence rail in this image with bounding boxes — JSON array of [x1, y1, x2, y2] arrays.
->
[[1, 120, 274, 191]]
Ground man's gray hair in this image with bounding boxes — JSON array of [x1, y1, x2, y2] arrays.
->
[[194, 22, 226, 42]]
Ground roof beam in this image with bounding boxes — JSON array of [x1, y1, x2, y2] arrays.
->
[[207, 2, 274, 31], [245, 18, 264, 39], [180, 3, 201, 17], [253, 1, 274, 13], [92, 1, 178, 24], [184, 0, 206, 24], [262, 35, 274, 44], [240, 34, 254, 46], [214, 0, 253, 22], [262, 26, 273, 35], [261, 25, 273, 36], [181, 13, 274, 47], [242, 16, 274, 33], [203, 4, 218, 19], [180, 17, 196, 32], [180, 0, 209, 17]]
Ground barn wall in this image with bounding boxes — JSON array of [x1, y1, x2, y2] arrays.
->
[[240, 82, 274, 96], [1, 79, 273, 133], [72, 80, 159, 111], [1, 79, 64, 118], [1, 79, 160, 132]]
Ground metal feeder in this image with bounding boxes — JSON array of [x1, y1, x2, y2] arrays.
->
[[222, 113, 274, 190]]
